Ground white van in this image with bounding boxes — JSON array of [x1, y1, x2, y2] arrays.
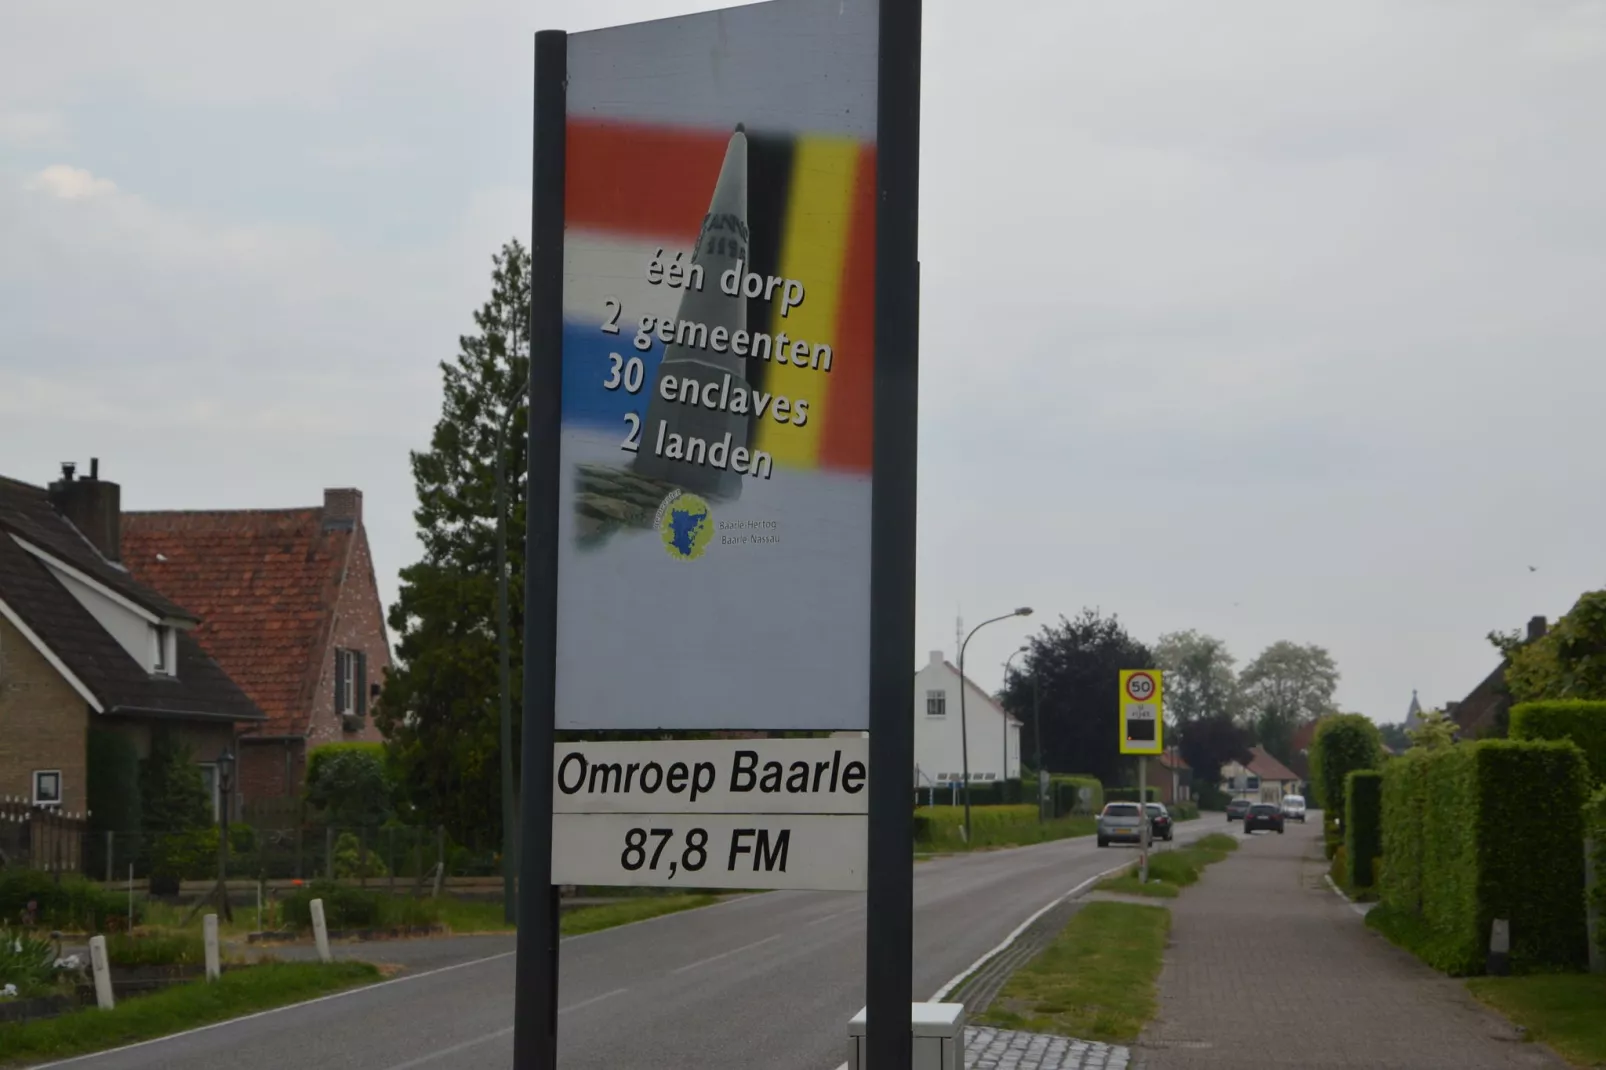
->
[[1280, 794, 1307, 822]]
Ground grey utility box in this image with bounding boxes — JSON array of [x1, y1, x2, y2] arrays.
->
[[847, 1002, 967, 1070]]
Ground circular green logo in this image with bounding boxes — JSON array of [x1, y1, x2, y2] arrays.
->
[[656, 491, 714, 561]]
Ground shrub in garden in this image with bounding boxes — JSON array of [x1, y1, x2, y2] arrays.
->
[[332, 832, 390, 879], [281, 882, 383, 930], [1344, 770, 1383, 889], [1105, 786, 1159, 803], [0, 870, 133, 932], [1372, 739, 1590, 974], [1511, 700, 1606, 786]]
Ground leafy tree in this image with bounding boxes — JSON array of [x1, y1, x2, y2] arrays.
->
[[1405, 706, 1457, 750], [1499, 591, 1606, 704], [1240, 641, 1340, 764], [1153, 630, 1240, 729], [378, 240, 530, 849], [1376, 721, 1411, 753], [998, 609, 1153, 786], [1307, 713, 1381, 816], [1176, 713, 1256, 791], [139, 731, 211, 835], [304, 744, 396, 829]]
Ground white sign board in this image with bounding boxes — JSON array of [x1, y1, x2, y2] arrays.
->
[[554, 738, 868, 814], [552, 738, 868, 891], [552, 812, 866, 890]]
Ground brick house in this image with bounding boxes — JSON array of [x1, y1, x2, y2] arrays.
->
[[1447, 616, 1548, 740], [1155, 747, 1191, 805], [0, 463, 263, 819], [121, 489, 392, 804]]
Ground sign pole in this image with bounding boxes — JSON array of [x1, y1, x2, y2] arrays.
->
[[1138, 755, 1148, 883], [868, 0, 921, 1066], [513, 27, 566, 1070]]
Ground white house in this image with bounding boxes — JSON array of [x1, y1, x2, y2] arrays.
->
[[912, 649, 1022, 789], [1219, 745, 1303, 804]]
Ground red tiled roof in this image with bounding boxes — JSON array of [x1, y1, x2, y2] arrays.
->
[[120, 508, 349, 736], [1291, 718, 1323, 754], [1246, 745, 1301, 783], [1157, 749, 1190, 770]]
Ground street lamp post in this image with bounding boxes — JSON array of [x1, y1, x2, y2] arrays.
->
[[1003, 648, 1024, 802], [494, 381, 529, 925], [959, 607, 1033, 843], [215, 746, 235, 923]]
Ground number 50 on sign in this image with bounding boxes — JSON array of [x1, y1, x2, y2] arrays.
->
[[1119, 669, 1164, 755]]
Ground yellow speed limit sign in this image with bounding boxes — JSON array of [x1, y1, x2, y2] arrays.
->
[[1119, 669, 1164, 755]]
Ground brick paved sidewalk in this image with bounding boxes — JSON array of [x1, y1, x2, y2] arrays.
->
[[1135, 821, 1564, 1070]]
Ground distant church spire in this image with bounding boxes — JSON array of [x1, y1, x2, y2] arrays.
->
[[1405, 689, 1424, 731]]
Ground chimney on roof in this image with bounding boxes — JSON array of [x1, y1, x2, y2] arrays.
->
[[48, 457, 121, 562], [322, 488, 362, 532], [929, 650, 944, 668], [1526, 616, 1547, 642]]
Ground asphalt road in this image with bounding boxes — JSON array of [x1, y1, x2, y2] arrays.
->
[[34, 821, 1224, 1070]]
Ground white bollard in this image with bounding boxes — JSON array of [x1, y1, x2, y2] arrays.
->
[[203, 914, 221, 981], [88, 935, 115, 1010], [310, 897, 333, 964]]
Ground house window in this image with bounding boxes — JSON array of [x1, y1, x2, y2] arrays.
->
[[1246, 775, 1260, 790], [198, 763, 220, 822], [152, 625, 174, 675], [33, 770, 62, 807], [334, 648, 368, 722], [926, 690, 946, 717]]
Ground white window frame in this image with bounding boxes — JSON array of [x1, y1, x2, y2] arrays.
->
[[33, 769, 63, 806], [925, 690, 946, 717], [198, 762, 220, 822], [338, 650, 357, 714], [152, 625, 173, 675]]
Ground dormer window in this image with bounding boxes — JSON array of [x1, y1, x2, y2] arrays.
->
[[152, 625, 176, 676]]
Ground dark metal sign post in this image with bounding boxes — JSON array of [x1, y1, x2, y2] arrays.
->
[[515, 2, 918, 1066]]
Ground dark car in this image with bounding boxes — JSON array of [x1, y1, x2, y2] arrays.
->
[[1243, 802, 1285, 834], [1225, 798, 1252, 821], [1145, 802, 1174, 842]]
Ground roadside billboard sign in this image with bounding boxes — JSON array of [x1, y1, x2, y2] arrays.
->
[[553, 0, 881, 732]]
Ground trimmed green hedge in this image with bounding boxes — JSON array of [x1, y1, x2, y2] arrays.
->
[[1511, 701, 1606, 786], [1105, 786, 1159, 803], [956, 779, 1025, 807], [1344, 770, 1383, 889], [1309, 714, 1382, 817], [1373, 739, 1590, 974], [1049, 775, 1104, 817], [1588, 787, 1606, 965]]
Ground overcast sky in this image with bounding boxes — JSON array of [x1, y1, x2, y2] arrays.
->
[[2, 0, 1603, 722]]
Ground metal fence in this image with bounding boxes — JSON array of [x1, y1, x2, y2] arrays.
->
[[1, 800, 500, 890]]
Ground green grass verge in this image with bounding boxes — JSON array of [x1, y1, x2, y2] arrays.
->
[[976, 901, 1170, 1045], [0, 962, 378, 1065], [1094, 834, 1238, 898], [1093, 876, 1180, 898], [1467, 975, 1606, 1067], [915, 805, 1096, 852], [560, 894, 723, 936]]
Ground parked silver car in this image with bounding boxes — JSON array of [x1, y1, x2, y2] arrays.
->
[[1096, 802, 1147, 847]]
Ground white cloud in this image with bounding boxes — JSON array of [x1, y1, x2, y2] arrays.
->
[[25, 164, 115, 199]]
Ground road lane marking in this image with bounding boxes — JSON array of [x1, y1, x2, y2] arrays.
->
[[560, 987, 629, 1013], [671, 933, 782, 974], [808, 910, 851, 925], [382, 1027, 514, 1070], [27, 950, 517, 1069]]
